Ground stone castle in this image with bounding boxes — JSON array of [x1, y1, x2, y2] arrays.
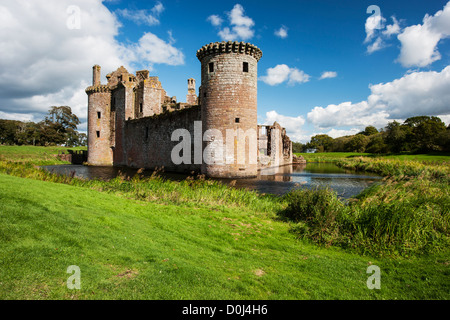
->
[[86, 41, 293, 178]]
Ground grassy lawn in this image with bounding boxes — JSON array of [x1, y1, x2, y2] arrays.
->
[[0, 173, 448, 299], [296, 152, 450, 163], [0, 145, 86, 165], [0, 146, 449, 299]]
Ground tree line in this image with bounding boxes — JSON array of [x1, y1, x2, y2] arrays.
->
[[293, 116, 450, 154], [0, 106, 86, 147]]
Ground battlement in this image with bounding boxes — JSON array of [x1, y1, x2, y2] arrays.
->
[[85, 85, 111, 94], [196, 41, 262, 62]]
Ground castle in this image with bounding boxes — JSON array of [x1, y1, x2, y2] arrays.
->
[[86, 41, 293, 178]]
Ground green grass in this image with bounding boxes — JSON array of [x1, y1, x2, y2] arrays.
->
[[296, 152, 450, 164], [0, 145, 86, 165], [0, 146, 449, 299], [1, 173, 449, 299]]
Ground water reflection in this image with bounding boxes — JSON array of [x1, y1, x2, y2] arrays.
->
[[43, 162, 381, 199]]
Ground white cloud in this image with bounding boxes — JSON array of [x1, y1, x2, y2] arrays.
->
[[0, 0, 183, 123], [263, 110, 307, 142], [366, 37, 385, 54], [364, 16, 400, 54], [151, 2, 164, 15], [207, 14, 223, 27], [274, 25, 288, 39], [364, 12, 386, 43], [368, 65, 450, 118], [307, 65, 450, 130], [116, 2, 164, 26], [324, 128, 362, 139], [211, 4, 255, 41], [0, 111, 34, 122], [397, 2, 450, 67], [319, 71, 337, 80], [437, 114, 450, 126], [307, 101, 390, 129], [288, 69, 310, 85], [382, 17, 400, 37], [260, 64, 310, 86], [134, 32, 185, 66]]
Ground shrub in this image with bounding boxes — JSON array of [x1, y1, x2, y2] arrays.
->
[[281, 188, 346, 245]]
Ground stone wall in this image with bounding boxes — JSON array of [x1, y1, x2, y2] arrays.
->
[[86, 85, 113, 166], [197, 42, 262, 178], [122, 106, 202, 173]]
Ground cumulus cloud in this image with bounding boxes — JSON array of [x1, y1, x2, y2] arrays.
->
[[0, 0, 184, 122], [274, 25, 288, 39], [207, 14, 223, 27], [263, 110, 307, 142], [364, 15, 400, 54], [364, 9, 386, 43], [133, 32, 185, 66], [368, 66, 450, 118], [397, 2, 450, 67], [307, 101, 390, 129], [209, 4, 255, 41], [307, 65, 450, 130], [116, 2, 164, 26], [0, 111, 34, 122], [260, 64, 310, 86], [319, 71, 337, 80], [324, 128, 362, 139]]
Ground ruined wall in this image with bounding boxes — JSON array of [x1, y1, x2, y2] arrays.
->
[[123, 106, 201, 172], [257, 122, 292, 169], [186, 78, 197, 105]]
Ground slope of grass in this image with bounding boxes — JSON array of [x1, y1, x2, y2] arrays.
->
[[1, 173, 449, 300], [0, 145, 86, 165], [296, 152, 450, 164]]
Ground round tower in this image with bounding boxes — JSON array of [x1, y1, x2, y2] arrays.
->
[[197, 41, 262, 178], [85, 65, 113, 166]]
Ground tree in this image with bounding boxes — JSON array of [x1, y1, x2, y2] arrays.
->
[[385, 121, 409, 152], [345, 134, 369, 152], [46, 106, 80, 131], [41, 106, 81, 146], [0, 119, 20, 145], [308, 134, 334, 152], [366, 133, 388, 154], [362, 126, 379, 136], [404, 116, 446, 152], [292, 141, 304, 153]]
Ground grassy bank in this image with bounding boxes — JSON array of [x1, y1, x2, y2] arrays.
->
[[0, 146, 449, 299], [0, 145, 86, 165], [283, 156, 449, 256], [296, 152, 450, 164], [1, 172, 449, 299]]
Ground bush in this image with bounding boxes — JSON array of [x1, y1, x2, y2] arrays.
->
[[281, 188, 345, 245]]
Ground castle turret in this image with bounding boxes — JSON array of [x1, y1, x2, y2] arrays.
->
[[86, 65, 113, 165], [197, 41, 262, 178], [186, 78, 197, 105], [93, 65, 101, 86]]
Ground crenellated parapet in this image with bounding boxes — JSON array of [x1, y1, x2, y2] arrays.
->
[[196, 41, 263, 62], [85, 85, 111, 94]]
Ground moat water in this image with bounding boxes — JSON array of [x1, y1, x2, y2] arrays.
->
[[43, 163, 381, 199]]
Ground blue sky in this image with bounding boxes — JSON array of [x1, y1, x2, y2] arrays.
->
[[0, 0, 449, 142]]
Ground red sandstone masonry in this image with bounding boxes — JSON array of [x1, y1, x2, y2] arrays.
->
[[85, 41, 292, 176], [197, 41, 262, 178]]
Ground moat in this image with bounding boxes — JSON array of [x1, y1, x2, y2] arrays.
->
[[43, 163, 381, 199]]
